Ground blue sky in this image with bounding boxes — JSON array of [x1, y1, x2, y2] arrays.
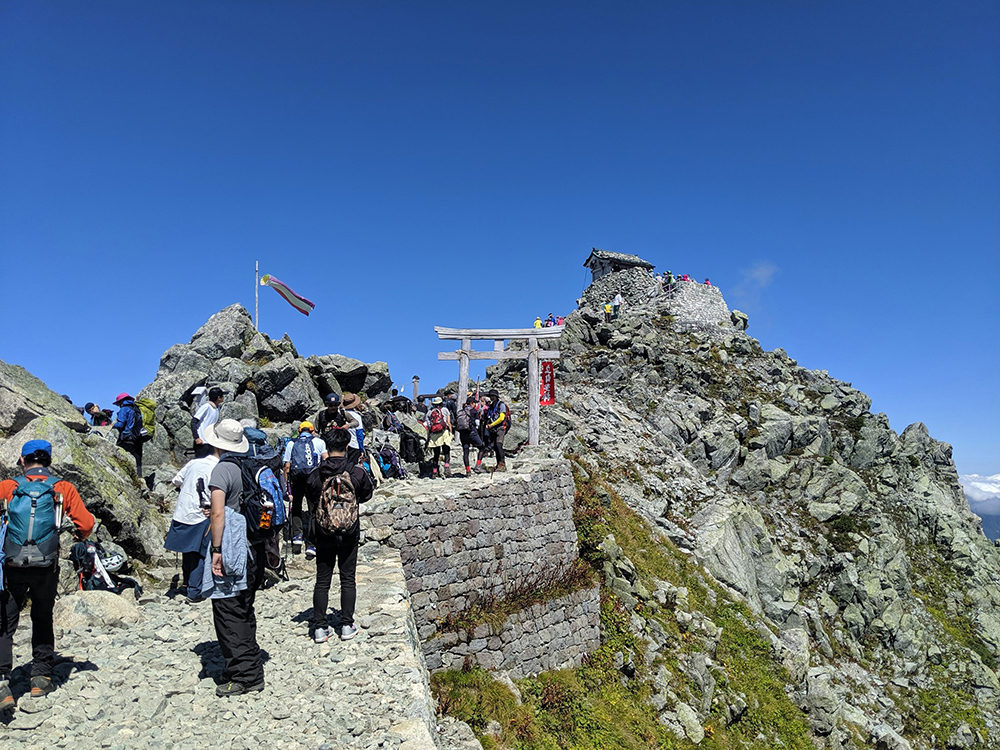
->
[[1, 2, 997, 475]]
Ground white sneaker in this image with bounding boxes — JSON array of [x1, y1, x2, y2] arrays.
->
[[313, 627, 329, 644], [340, 624, 358, 641]]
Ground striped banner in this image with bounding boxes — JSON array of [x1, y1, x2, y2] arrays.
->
[[260, 274, 316, 316]]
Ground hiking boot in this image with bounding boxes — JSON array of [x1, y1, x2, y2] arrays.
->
[[216, 680, 264, 698], [473, 465, 485, 474], [340, 624, 359, 641], [304, 546, 316, 561], [313, 626, 330, 644], [495, 463, 507, 472], [292, 535, 303, 554], [30, 676, 54, 698], [0, 680, 14, 712]]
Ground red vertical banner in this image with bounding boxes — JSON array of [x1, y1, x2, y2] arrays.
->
[[540, 360, 556, 406]]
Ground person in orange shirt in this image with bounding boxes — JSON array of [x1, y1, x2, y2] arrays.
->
[[0, 439, 95, 710]]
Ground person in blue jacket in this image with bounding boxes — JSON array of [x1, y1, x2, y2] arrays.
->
[[112, 392, 144, 476]]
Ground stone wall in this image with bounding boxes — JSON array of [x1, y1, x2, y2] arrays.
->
[[579, 266, 660, 309], [663, 281, 733, 339], [366, 453, 602, 676], [425, 586, 601, 678]]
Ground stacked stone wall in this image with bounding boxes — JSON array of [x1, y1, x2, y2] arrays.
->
[[663, 281, 733, 339], [366, 455, 601, 676]]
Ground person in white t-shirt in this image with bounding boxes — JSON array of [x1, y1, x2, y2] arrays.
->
[[191, 387, 225, 458], [342, 392, 365, 464], [612, 292, 624, 320], [164, 453, 219, 592]]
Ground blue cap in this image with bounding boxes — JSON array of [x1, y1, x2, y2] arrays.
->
[[21, 439, 52, 457]]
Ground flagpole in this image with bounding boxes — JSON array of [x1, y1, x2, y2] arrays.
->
[[254, 260, 259, 331]]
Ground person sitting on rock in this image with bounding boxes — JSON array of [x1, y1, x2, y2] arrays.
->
[[191, 387, 225, 459], [0, 439, 95, 710], [305, 427, 373, 644], [283, 422, 327, 559], [83, 402, 113, 427], [425, 396, 453, 478]]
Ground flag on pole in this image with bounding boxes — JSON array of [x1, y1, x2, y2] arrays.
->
[[260, 274, 316, 316]]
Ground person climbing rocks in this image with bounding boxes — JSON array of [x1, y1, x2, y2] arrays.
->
[[483, 389, 509, 472], [283, 422, 327, 558], [305, 427, 374, 644], [341, 393, 365, 465], [84, 402, 113, 427], [1, 439, 95, 710], [191, 387, 225, 459], [426, 396, 453, 478], [165, 451, 217, 594], [603, 301, 613, 323], [112, 392, 144, 476], [203, 419, 267, 697], [456, 396, 485, 476], [612, 292, 624, 320]]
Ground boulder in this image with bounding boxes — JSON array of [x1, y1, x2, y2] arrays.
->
[[0, 359, 88, 438], [256, 355, 322, 422], [187, 304, 257, 360], [731, 310, 749, 331], [305, 354, 368, 394], [0, 416, 168, 561], [53, 590, 143, 630]]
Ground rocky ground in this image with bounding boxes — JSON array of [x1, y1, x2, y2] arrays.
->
[[0, 545, 476, 750]]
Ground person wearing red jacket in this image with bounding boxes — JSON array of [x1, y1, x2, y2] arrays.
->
[[0, 439, 95, 710]]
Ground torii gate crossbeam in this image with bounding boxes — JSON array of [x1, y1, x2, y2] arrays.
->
[[435, 326, 563, 446]]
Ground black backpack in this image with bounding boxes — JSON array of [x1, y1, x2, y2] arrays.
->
[[220, 455, 285, 542]]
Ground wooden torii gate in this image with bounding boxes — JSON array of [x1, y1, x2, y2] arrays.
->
[[435, 326, 564, 446]]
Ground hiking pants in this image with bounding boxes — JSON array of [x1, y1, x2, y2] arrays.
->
[[490, 427, 507, 466], [211, 541, 266, 686], [432, 444, 451, 468], [181, 551, 201, 588], [0, 563, 59, 679], [289, 474, 310, 541], [459, 429, 484, 468], [120, 441, 143, 477], [312, 529, 360, 630]]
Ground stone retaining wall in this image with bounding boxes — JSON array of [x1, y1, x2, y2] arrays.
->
[[664, 281, 733, 338], [424, 586, 601, 678], [366, 454, 601, 676]]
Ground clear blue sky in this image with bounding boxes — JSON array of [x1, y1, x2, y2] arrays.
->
[[1, 2, 997, 475]]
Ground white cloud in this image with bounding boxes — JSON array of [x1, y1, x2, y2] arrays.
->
[[730, 261, 777, 313], [961, 474, 1000, 513]]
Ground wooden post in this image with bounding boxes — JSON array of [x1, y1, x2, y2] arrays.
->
[[457, 338, 470, 404], [412, 375, 420, 404], [527, 337, 540, 446]]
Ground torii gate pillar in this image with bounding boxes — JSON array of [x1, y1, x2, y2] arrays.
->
[[436, 326, 563, 447]]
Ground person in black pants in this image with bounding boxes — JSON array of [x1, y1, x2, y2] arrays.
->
[[305, 428, 374, 643]]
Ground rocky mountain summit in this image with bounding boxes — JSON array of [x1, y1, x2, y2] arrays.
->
[[477, 278, 1000, 748]]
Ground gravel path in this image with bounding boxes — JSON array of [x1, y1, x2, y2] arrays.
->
[[1, 543, 445, 750]]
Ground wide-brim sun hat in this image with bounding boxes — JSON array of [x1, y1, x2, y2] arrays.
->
[[203, 418, 249, 453], [342, 393, 361, 409], [432, 396, 444, 405], [114, 392, 132, 405], [485, 389, 500, 398]]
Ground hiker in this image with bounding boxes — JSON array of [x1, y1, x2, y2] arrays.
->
[[483, 389, 509, 472], [342, 393, 365, 465], [556, 315, 565, 326], [443, 391, 459, 423], [704, 278, 711, 286], [456, 397, 485, 476], [665, 270, 675, 293], [603, 301, 613, 323], [192, 387, 225, 459], [84, 402, 113, 427], [165, 452, 216, 593], [283, 422, 327, 558], [305, 427, 374, 643], [112, 392, 144, 475], [200, 419, 266, 697], [612, 292, 624, 320], [1, 439, 95, 709], [425, 396, 453, 478], [544, 313, 556, 327], [415, 396, 428, 415], [533, 316, 542, 329]]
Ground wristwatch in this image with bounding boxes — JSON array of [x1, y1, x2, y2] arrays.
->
[[210, 545, 222, 554]]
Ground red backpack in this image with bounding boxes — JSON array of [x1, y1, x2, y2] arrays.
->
[[428, 408, 446, 434]]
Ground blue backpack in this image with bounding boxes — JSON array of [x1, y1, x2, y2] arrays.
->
[[220, 455, 286, 541], [3, 476, 61, 568], [289, 434, 319, 477]]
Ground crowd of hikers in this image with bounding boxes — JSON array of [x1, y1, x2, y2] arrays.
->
[[532, 313, 565, 328], [0, 382, 515, 706]]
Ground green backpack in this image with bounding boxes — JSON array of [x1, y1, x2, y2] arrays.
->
[[135, 398, 157, 442]]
